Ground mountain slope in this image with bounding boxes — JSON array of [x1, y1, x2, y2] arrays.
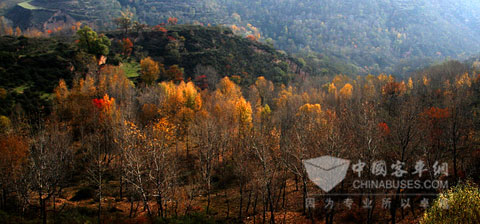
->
[[0, 24, 309, 116], [3, 0, 480, 75], [0, 36, 77, 115], [2, 0, 122, 30], [104, 0, 480, 74]]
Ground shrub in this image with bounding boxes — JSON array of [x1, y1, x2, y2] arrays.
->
[[421, 182, 480, 224], [70, 186, 95, 201], [0, 115, 11, 133]]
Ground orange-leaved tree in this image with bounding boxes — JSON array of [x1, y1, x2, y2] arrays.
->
[[0, 133, 28, 210], [167, 17, 178, 25], [120, 38, 133, 57]]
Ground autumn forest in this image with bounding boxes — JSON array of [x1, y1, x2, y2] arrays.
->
[[0, 1, 480, 224]]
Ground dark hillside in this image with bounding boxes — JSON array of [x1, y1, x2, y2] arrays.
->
[[107, 25, 308, 86], [4, 1, 480, 75], [0, 25, 314, 116], [0, 36, 77, 115]]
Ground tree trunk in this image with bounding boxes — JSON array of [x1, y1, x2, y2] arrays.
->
[[309, 205, 315, 224], [282, 178, 286, 209], [262, 193, 266, 224], [206, 180, 211, 214], [98, 190, 101, 224], [129, 196, 134, 218], [367, 197, 375, 224], [326, 210, 333, 224], [401, 206, 405, 219], [174, 200, 178, 217], [253, 191, 259, 224], [294, 175, 299, 191], [40, 195, 47, 224], [452, 112, 459, 183], [53, 194, 56, 224], [390, 195, 398, 224], [246, 189, 252, 216], [133, 201, 140, 217], [239, 182, 244, 220], [119, 175, 123, 200], [143, 199, 153, 223], [186, 131, 189, 158], [157, 193, 164, 218], [267, 184, 275, 224], [1, 188, 5, 210], [302, 176, 307, 215], [225, 190, 230, 218], [452, 135, 458, 183]]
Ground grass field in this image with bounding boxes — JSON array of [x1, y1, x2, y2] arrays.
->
[[18, 0, 42, 10], [120, 61, 140, 78]]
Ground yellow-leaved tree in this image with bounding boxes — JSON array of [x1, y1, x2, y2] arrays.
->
[[140, 57, 161, 85], [421, 183, 480, 224], [158, 81, 203, 156], [213, 77, 252, 143], [235, 97, 253, 132], [339, 83, 353, 99]]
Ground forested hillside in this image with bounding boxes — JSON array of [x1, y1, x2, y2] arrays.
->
[[0, 24, 310, 116], [0, 36, 78, 115], [1, 1, 480, 223], [3, 0, 480, 74], [0, 25, 479, 222], [124, 0, 480, 74], [107, 25, 307, 85]]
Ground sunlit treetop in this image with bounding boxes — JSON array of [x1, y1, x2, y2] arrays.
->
[[339, 83, 353, 99], [76, 26, 111, 56]]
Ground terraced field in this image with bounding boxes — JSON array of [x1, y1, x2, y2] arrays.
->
[[2, 0, 122, 30], [18, 0, 43, 10]]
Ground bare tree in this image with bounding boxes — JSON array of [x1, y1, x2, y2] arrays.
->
[[191, 114, 220, 214], [27, 121, 73, 224], [83, 113, 117, 224]]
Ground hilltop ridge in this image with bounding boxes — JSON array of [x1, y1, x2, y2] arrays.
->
[[3, 0, 480, 75]]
